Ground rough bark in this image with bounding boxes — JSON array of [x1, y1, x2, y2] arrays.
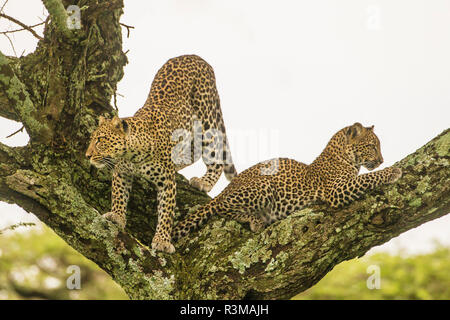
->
[[0, 0, 449, 300]]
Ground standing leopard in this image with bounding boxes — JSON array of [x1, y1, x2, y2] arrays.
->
[[172, 122, 402, 241], [86, 55, 237, 253]]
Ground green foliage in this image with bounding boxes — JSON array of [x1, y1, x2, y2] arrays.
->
[[294, 245, 450, 300], [0, 225, 128, 300]]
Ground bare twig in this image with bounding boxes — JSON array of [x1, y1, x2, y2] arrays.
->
[[113, 90, 118, 111], [0, 21, 45, 35], [2, 33, 16, 57], [0, 0, 8, 14], [120, 22, 134, 38], [0, 13, 44, 40], [6, 125, 24, 138]]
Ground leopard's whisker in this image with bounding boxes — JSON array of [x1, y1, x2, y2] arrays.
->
[[102, 157, 116, 169]]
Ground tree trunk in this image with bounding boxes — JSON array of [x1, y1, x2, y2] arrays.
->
[[0, 0, 449, 300]]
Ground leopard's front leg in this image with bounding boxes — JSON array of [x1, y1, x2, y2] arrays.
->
[[103, 163, 133, 230], [327, 166, 402, 208], [152, 171, 176, 253]]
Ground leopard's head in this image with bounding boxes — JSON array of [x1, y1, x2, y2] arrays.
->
[[344, 122, 383, 170], [85, 116, 129, 169]]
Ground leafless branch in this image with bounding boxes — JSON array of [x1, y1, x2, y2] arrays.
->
[[0, 21, 45, 35], [0, 0, 8, 14], [2, 32, 16, 57], [120, 22, 134, 38], [0, 13, 44, 40], [6, 125, 24, 138]]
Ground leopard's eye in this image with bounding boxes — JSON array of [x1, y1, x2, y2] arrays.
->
[[96, 136, 106, 144]]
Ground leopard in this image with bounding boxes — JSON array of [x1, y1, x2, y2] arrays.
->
[[85, 55, 237, 253], [172, 122, 402, 241]]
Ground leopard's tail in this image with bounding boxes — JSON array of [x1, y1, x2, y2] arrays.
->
[[172, 200, 220, 242], [223, 140, 237, 181], [224, 163, 237, 181]]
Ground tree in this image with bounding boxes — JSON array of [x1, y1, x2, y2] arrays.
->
[[0, 0, 448, 299]]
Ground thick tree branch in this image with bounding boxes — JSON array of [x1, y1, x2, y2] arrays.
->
[[0, 89, 19, 121], [42, 0, 72, 39], [0, 52, 20, 121], [169, 129, 449, 299], [0, 51, 51, 141], [0, 127, 447, 299]]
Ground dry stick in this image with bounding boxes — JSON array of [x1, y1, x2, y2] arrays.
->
[[2, 32, 16, 57], [0, 0, 8, 14], [0, 21, 45, 35], [120, 22, 134, 38], [113, 90, 118, 111], [6, 125, 24, 138], [0, 13, 44, 40]]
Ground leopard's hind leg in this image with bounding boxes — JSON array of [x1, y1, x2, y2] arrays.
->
[[189, 76, 237, 192], [173, 177, 272, 241]]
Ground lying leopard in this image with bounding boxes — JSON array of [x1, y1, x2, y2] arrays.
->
[[172, 122, 402, 241], [86, 55, 237, 253]]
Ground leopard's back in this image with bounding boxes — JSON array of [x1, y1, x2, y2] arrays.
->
[[134, 55, 219, 121]]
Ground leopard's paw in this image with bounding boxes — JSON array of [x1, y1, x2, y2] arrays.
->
[[250, 219, 264, 232], [189, 177, 213, 193], [102, 212, 126, 231], [152, 234, 175, 254]]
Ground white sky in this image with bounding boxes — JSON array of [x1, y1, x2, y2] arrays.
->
[[0, 0, 449, 255]]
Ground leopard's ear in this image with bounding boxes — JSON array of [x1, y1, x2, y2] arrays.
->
[[111, 116, 129, 135], [345, 122, 364, 142]]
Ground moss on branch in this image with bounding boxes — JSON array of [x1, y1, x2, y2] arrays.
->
[[0, 52, 51, 141], [42, 0, 74, 39]]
